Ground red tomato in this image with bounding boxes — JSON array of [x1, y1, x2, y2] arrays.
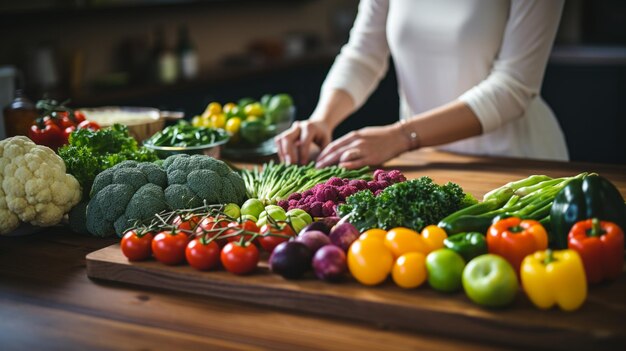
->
[[62, 125, 76, 144], [55, 112, 77, 129], [258, 222, 296, 253], [151, 231, 189, 265], [223, 220, 260, 243], [77, 120, 101, 131], [186, 238, 221, 271], [28, 122, 64, 150], [220, 242, 259, 275], [73, 110, 86, 124], [195, 216, 229, 246], [120, 230, 154, 261], [172, 214, 201, 233]]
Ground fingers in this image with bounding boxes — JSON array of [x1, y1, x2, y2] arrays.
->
[[275, 122, 301, 164], [297, 124, 315, 165], [316, 131, 359, 167]]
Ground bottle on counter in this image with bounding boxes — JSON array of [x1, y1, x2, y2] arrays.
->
[[3, 89, 38, 137], [152, 27, 178, 84], [177, 25, 198, 80]]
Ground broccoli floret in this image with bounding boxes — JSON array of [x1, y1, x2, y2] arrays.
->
[[165, 184, 202, 209], [125, 183, 169, 225], [187, 169, 222, 203], [137, 162, 167, 188], [162, 154, 247, 208], [86, 161, 168, 237], [112, 168, 148, 191], [86, 183, 136, 237]]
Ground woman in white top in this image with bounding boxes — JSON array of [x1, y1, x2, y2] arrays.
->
[[275, 0, 568, 169]]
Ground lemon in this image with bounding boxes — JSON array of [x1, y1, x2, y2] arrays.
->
[[205, 102, 222, 115], [209, 113, 226, 129], [244, 102, 264, 117], [225, 117, 241, 134]]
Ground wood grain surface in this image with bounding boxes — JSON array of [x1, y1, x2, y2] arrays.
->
[[2, 149, 626, 350]]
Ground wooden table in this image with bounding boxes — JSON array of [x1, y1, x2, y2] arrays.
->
[[1, 149, 625, 351]]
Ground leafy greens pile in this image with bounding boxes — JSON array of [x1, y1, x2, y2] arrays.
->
[[58, 124, 158, 192], [337, 176, 476, 232]]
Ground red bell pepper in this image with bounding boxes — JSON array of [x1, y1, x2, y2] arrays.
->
[[487, 217, 548, 273], [567, 218, 624, 284]]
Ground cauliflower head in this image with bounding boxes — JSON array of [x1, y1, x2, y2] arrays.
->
[[0, 136, 82, 234]]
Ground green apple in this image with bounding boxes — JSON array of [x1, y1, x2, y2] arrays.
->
[[240, 214, 258, 223], [223, 203, 241, 219], [264, 205, 287, 221], [286, 208, 313, 225], [288, 216, 308, 234], [462, 254, 519, 308], [241, 198, 265, 219], [426, 249, 466, 292]]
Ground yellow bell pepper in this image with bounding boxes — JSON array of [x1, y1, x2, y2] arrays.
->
[[520, 249, 587, 311]]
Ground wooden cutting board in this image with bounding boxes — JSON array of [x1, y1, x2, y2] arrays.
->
[[86, 244, 625, 351]]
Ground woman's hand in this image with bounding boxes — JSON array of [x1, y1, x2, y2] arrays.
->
[[275, 120, 332, 165], [315, 124, 409, 169]]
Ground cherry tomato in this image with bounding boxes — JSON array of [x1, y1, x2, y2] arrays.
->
[[347, 237, 394, 286], [77, 119, 101, 131], [384, 227, 429, 258], [186, 238, 221, 271], [28, 122, 64, 150], [151, 231, 189, 265], [221, 242, 259, 275], [172, 214, 201, 233], [62, 125, 76, 144], [392, 252, 427, 289], [258, 222, 296, 253], [195, 216, 229, 246], [56, 112, 77, 129], [73, 110, 86, 124], [120, 230, 154, 261], [225, 220, 260, 243], [421, 225, 447, 253]]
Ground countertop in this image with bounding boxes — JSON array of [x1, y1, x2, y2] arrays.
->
[[1, 149, 625, 351]]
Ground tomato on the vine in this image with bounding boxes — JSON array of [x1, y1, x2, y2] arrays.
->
[[62, 125, 76, 144], [77, 120, 100, 131], [224, 219, 260, 243], [152, 231, 189, 265], [73, 110, 86, 124], [28, 122, 64, 150], [120, 230, 154, 261], [186, 238, 221, 271], [172, 214, 201, 233], [195, 216, 229, 246], [220, 242, 259, 275], [258, 222, 296, 253]]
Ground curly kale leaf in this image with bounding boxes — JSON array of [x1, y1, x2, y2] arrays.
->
[[337, 176, 468, 232]]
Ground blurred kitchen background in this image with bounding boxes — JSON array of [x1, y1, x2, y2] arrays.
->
[[0, 0, 624, 163]]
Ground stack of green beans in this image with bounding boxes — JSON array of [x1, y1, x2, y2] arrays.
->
[[240, 160, 371, 205], [438, 173, 588, 238]]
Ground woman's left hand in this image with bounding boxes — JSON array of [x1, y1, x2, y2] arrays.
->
[[315, 124, 409, 169]]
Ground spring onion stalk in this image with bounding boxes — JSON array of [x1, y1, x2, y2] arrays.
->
[[240, 161, 371, 205]]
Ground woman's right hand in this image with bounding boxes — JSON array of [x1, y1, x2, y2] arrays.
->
[[275, 119, 332, 165]]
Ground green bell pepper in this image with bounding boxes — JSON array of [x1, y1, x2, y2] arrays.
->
[[550, 174, 625, 249], [443, 232, 488, 262]]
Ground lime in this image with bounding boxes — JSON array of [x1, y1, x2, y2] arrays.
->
[[223, 203, 241, 219], [241, 198, 265, 219], [240, 119, 267, 144], [269, 94, 293, 111]]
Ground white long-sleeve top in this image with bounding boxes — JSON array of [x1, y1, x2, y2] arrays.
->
[[321, 0, 568, 161]]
